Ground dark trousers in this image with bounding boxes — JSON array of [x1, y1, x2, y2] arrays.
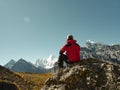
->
[[58, 54, 73, 68]]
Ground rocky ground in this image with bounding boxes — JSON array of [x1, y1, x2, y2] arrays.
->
[[41, 58, 120, 90]]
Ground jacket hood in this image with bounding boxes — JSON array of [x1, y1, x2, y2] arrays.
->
[[66, 40, 76, 44]]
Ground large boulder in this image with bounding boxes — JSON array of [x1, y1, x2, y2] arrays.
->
[[41, 58, 120, 90]]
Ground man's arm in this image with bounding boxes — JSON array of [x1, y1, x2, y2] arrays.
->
[[59, 44, 66, 55]]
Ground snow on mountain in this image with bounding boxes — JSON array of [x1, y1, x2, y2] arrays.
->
[[87, 40, 96, 44], [35, 54, 57, 69], [85, 40, 105, 50], [44, 54, 57, 69], [35, 58, 46, 68], [85, 40, 96, 49], [81, 41, 120, 64]]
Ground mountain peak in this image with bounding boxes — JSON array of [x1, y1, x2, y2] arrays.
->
[[4, 59, 16, 69], [47, 54, 55, 61], [84, 40, 106, 50], [86, 40, 96, 44], [17, 58, 29, 64], [35, 54, 57, 69], [45, 54, 57, 69], [35, 58, 46, 68], [18, 58, 26, 62]]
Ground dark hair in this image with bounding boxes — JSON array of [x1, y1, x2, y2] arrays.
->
[[67, 35, 73, 40]]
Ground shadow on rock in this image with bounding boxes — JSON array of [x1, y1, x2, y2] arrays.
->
[[0, 81, 19, 90]]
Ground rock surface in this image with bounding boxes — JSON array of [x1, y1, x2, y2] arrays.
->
[[41, 58, 120, 90]]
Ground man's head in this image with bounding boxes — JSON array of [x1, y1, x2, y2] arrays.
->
[[67, 35, 73, 40]]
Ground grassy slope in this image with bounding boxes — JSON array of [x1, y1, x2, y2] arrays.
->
[[16, 72, 52, 90], [0, 70, 51, 90]]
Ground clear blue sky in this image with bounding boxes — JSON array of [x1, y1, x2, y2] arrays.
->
[[0, 0, 120, 65]]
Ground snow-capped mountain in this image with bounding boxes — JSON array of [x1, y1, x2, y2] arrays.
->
[[4, 55, 58, 73], [35, 54, 57, 69], [84, 40, 104, 49], [35, 58, 46, 68], [81, 40, 120, 64]]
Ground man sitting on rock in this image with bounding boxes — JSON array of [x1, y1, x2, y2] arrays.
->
[[58, 35, 80, 69]]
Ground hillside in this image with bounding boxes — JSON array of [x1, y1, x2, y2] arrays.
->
[[0, 65, 51, 90], [17, 72, 51, 90], [0, 65, 33, 90], [41, 58, 120, 90]]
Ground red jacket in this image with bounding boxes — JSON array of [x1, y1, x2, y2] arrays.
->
[[60, 40, 80, 62]]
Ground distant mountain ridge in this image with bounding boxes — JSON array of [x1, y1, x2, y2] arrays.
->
[[81, 40, 120, 63], [4, 55, 57, 73], [4, 41, 120, 73], [4, 58, 45, 73]]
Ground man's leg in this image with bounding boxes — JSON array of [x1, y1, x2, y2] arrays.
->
[[62, 54, 73, 64], [58, 54, 69, 68], [58, 54, 64, 68], [58, 54, 73, 68]]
